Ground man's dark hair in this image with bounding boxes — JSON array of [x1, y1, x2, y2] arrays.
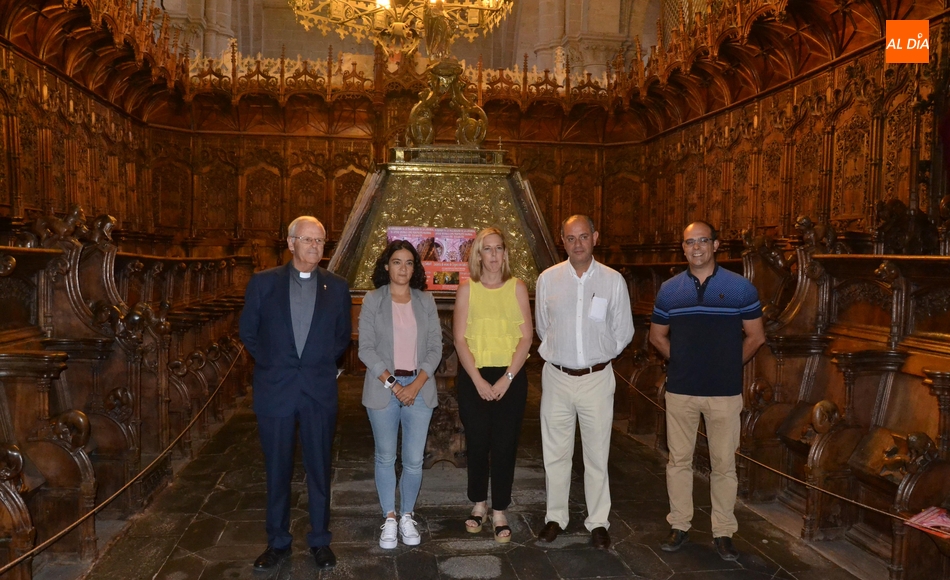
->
[[371, 240, 428, 290], [686, 220, 718, 241]]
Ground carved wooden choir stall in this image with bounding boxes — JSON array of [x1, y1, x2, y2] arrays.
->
[[0, 210, 252, 577]]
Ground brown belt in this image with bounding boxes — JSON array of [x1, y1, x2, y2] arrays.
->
[[552, 362, 609, 377], [393, 369, 416, 377]]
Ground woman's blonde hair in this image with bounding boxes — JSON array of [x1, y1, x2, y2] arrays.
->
[[468, 227, 512, 283]]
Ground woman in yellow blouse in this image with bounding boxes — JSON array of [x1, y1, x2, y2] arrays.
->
[[453, 227, 533, 543]]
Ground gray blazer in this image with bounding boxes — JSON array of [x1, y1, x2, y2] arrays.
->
[[359, 285, 443, 409]]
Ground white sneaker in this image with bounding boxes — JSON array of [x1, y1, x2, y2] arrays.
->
[[379, 517, 398, 549], [399, 513, 421, 546]]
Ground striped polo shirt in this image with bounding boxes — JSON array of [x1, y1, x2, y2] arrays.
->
[[651, 264, 762, 397]]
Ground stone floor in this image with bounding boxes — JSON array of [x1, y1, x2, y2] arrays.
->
[[71, 368, 868, 580]]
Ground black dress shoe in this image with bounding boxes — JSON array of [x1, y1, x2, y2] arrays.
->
[[714, 536, 739, 561], [253, 546, 290, 570], [537, 521, 562, 542], [311, 545, 336, 569], [660, 529, 689, 552], [591, 526, 611, 550]]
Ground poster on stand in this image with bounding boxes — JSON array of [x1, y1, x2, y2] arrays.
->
[[387, 226, 476, 291]]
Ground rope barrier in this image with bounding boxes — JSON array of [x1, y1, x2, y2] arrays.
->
[[0, 344, 245, 576], [612, 367, 909, 524]]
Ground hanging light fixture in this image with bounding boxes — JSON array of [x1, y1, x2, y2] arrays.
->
[[288, 0, 514, 58]]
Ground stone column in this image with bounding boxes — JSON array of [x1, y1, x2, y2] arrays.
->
[[535, 0, 566, 71], [536, 0, 630, 77], [202, 0, 235, 58]]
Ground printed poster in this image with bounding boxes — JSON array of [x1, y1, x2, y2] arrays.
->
[[387, 226, 477, 291]]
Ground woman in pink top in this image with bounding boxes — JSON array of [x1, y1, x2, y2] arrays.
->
[[359, 240, 443, 550]]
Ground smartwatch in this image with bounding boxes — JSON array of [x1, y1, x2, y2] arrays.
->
[[384, 375, 397, 389]]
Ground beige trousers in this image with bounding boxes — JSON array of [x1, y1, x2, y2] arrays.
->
[[664, 392, 743, 538], [540, 362, 615, 531]]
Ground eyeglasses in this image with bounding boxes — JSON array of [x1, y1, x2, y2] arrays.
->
[[291, 236, 326, 246], [683, 237, 713, 247], [564, 234, 591, 243]]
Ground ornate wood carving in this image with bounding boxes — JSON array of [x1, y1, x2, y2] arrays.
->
[[245, 167, 281, 232], [0, 2, 944, 262]]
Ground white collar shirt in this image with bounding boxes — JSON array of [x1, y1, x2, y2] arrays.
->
[[535, 258, 634, 368]]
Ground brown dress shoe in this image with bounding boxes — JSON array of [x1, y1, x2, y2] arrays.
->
[[591, 526, 611, 550], [537, 521, 562, 542]]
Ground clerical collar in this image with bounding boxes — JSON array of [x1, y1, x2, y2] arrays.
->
[[289, 264, 317, 281]]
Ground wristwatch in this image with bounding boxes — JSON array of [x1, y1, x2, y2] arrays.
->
[[384, 375, 397, 389], [506, 372, 515, 381]]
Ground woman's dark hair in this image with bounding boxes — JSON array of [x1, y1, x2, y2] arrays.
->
[[372, 240, 428, 290]]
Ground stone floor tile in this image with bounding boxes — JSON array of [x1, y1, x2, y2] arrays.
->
[[193, 542, 270, 563], [234, 489, 270, 510], [177, 515, 228, 552], [612, 540, 675, 579], [123, 511, 195, 538], [145, 483, 213, 514], [505, 545, 560, 580], [437, 553, 520, 579], [546, 546, 633, 578], [222, 507, 268, 522], [151, 546, 206, 580], [671, 570, 773, 579], [394, 548, 441, 580], [425, 537, 519, 556], [83, 534, 179, 579], [219, 465, 272, 489], [174, 454, 233, 481], [199, 488, 243, 516], [219, 520, 268, 544], [199, 558, 276, 579]]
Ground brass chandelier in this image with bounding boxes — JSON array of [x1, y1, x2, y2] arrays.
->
[[288, 0, 514, 58]]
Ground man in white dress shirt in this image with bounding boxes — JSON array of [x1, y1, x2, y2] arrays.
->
[[534, 214, 634, 550]]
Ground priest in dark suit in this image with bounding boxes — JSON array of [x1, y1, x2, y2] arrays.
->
[[239, 215, 352, 571]]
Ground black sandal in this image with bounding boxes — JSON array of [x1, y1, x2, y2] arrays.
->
[[492, 510, 511, 543], [465, 513, 485, 533]]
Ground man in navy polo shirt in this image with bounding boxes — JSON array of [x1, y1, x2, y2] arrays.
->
[[649, 220, 765, 561]]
